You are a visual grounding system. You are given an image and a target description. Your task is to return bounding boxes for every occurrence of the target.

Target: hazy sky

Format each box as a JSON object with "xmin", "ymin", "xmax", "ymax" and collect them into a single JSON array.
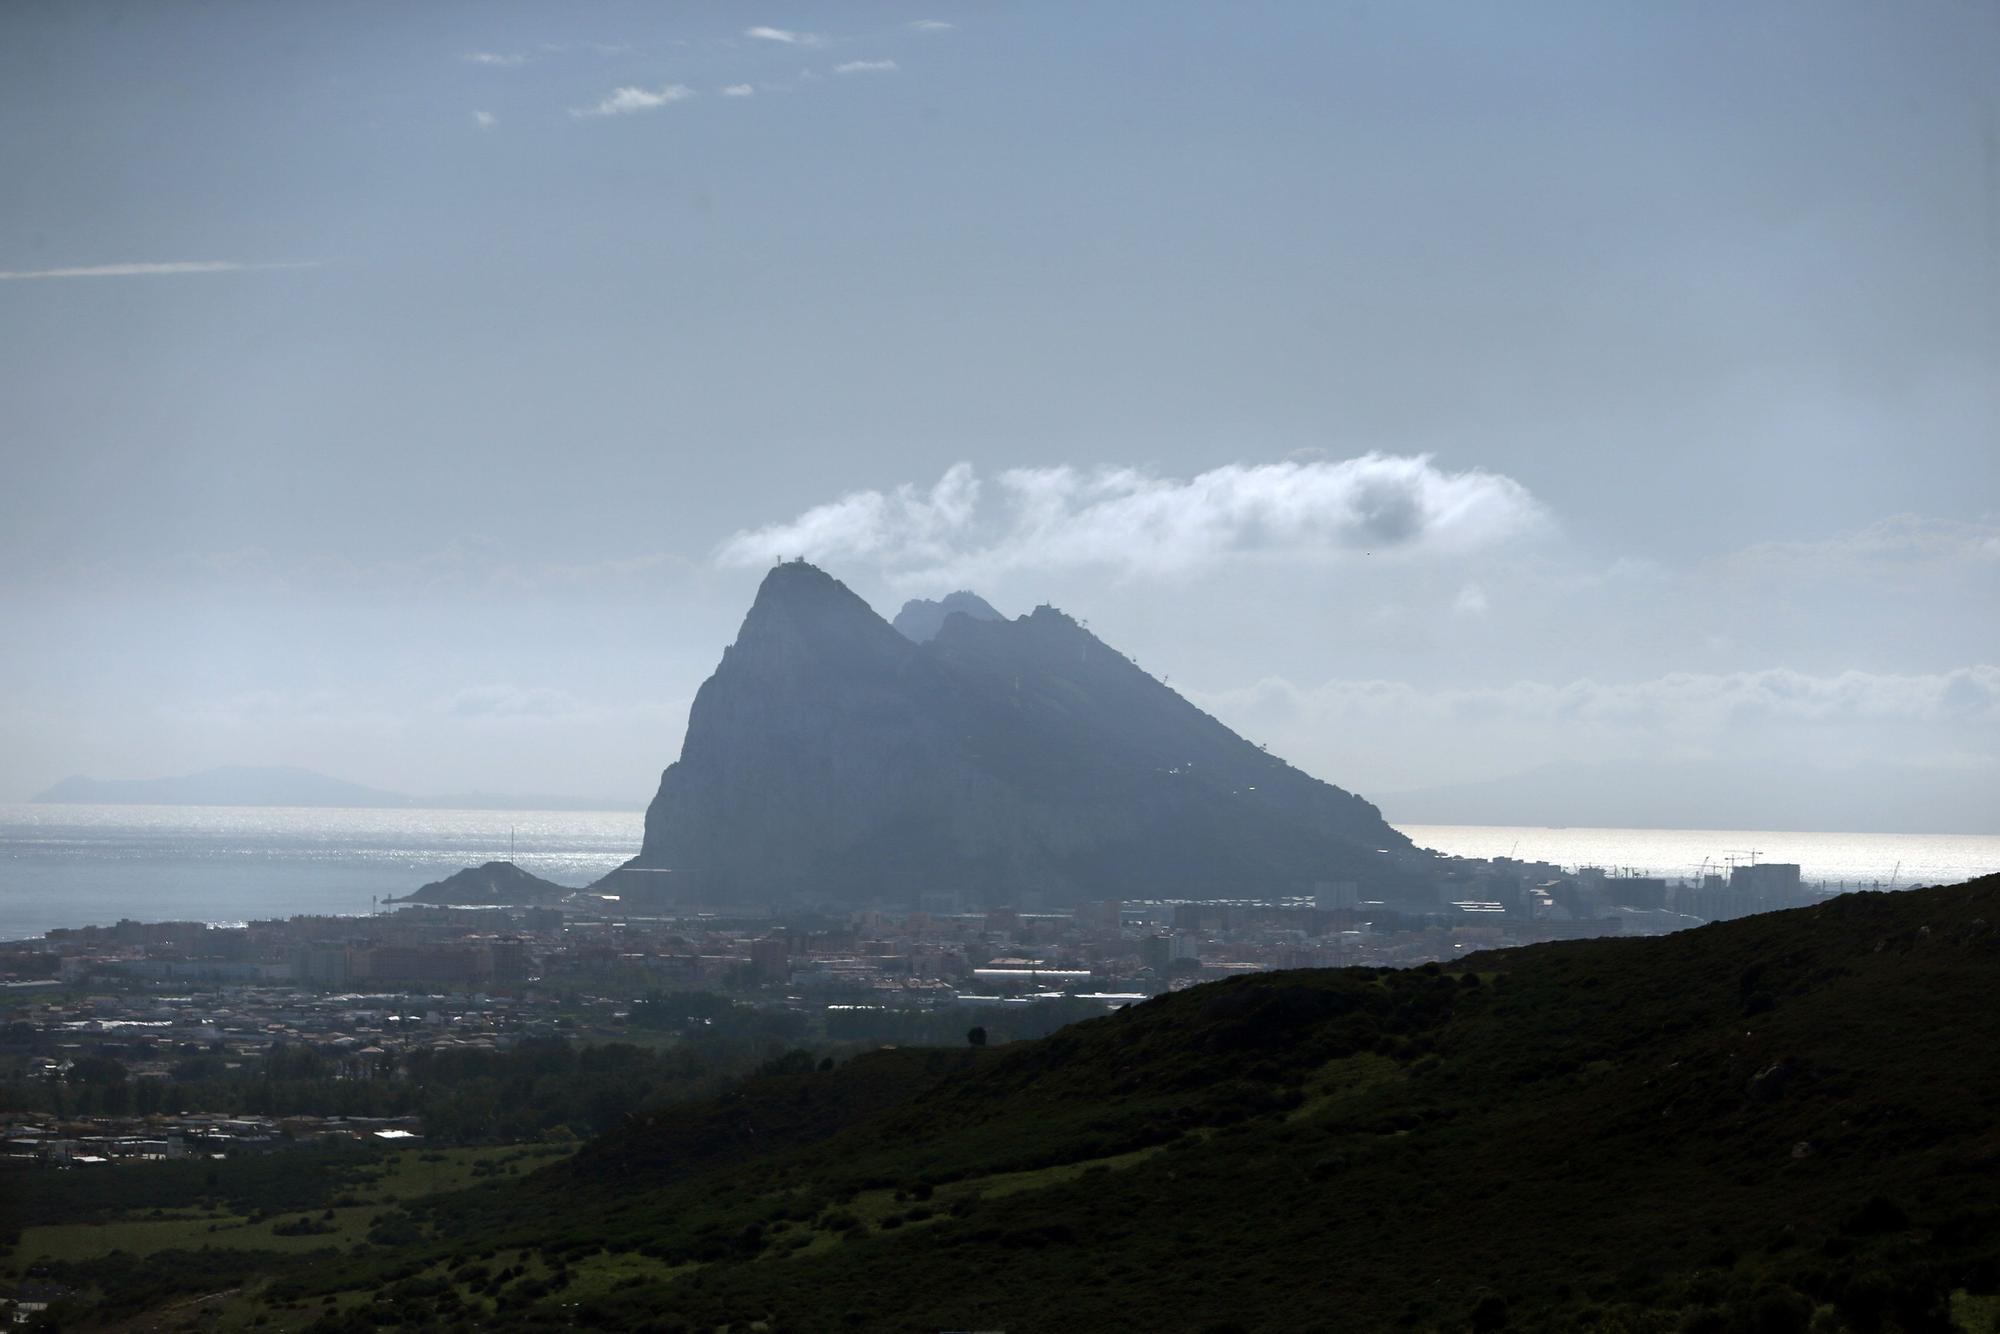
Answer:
[{"xmin": 2, "ymin": 1, "xmax": 1996, "ymax": 825}]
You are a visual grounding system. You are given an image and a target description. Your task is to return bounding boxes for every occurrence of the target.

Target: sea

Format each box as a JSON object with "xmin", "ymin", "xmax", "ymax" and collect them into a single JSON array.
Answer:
[
  {"xmin": 0, "ymin": 804, "xmax": 644, "ymax": 942},
  {"xmin": 1, "ymin": 804, "xmax": 1997, "ymax": 943}
]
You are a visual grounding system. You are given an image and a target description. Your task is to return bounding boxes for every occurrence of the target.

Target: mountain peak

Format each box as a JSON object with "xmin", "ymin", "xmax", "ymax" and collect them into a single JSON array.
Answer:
[
  {"xmin": 732, "ymin": 561, "xmax": 904, "ymax": 659},
  {"xmin": 619, "ymin": 563, "xmax": 1414, "ymax": 906},
  {"xmin": 747, "ymin": 558, "xmax": 851, "ymax": 610},
  {"xmin": 891, "ymin": 590, "xmax": 1005, "ymax": 643}
]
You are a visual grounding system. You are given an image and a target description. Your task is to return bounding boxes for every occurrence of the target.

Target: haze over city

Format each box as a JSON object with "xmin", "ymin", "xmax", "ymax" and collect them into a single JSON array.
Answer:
[{"xmin": 3, "ymin": 0, "xmax": 1996, "ymax": 827}]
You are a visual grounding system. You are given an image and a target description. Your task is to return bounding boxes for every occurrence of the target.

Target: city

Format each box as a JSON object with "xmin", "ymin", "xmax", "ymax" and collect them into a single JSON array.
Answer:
[{"xmin": 1, "ymin": 850, "xmax": 1828, "ymax": 1168}]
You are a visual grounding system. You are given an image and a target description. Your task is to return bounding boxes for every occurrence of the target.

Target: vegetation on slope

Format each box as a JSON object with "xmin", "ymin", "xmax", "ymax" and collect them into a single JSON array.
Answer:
[{"xmin": 14, "ymin": 877, "xmax": 2000, "ymax": 1331}]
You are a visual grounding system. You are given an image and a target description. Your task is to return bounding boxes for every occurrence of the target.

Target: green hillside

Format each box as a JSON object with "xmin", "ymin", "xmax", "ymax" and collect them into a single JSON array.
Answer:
[{"xmin": 21, "ymin": 877, "xmax": 2000, "ymax": 1332}]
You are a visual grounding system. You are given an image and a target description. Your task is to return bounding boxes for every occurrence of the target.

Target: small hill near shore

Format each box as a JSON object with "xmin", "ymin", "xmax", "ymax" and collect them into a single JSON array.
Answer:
[
  {"xmin": 389, "ymin": 861, "xmax": 570, "ymax": 906},
  {"xmin": 276, "ymin": 874, "xmax": 2000, "ymax": 1331}
]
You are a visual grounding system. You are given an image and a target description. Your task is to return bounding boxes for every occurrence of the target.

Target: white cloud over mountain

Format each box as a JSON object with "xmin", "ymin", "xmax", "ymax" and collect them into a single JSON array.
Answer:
[{"xmin": 717, "ymin": 455, "xmax": 1546, "ymax": 581}]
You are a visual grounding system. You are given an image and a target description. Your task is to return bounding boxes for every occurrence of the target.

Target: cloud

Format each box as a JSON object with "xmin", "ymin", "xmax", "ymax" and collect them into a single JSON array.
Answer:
[
  {"xmin": 723, "ymin": 463, "xmax": 981, "ymax": 572},
  {"xmin": 573, "ymin": 84, "xmax": 696, "ymax": 117},
  {"xmin": 1721, "ymin": 515, "xmax": 2000, "ymax": 574},
  {"xmin": 463, "ymin": 51, "xmax": 529, "ymax": 67},
  {"xmin": 1201, "ymin": 665, "xmax": 2000, "ymax": 733},
  {"xmin": 834, "ymin": 59, "xmax": 899, "ymax": 74},
  {"xmin": 720, "ymin": 83, "xmax": 756, "ymax": 97},
  {"xmin": 1186, "ymin": 663, "xmax": 2000, "ymax": 794},
  {"xmin": 0, "ymin": 260, "xmax": 323, "ymax": 282},
  {"xmin": 472, "ymin": 110, "xmax": 496, "ymax": 129},
  {"xmin": 156, "ymin": 689, "xmax": 407, "ymax": 744},
  {"xmin": 716, "ymin": 455, "xmax": 1547, "ymax": 582},
  {"xmin": 1452, "ymin": 583, "xmax": 1490, "ymax": 617},
  {"xmin": 744, "ymin": 25, "xmax": 822, "ymax": 46},
  {"xmin": 445, "ymin": 685, "xmax": 583, "ymax": 720},
  {"xmin": 910, "ymin": 19, "xmax": 955, "ymax": 31}
]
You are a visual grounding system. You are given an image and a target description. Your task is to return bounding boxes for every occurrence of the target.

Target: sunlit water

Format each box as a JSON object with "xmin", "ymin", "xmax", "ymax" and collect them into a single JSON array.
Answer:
[
  {"xmin": 0, "ymin": 804, "xmax": 644, "ymax": 940},
  {"xmin": 3, "ymin": 805, "xmax": 1995, "ymax": 941},
  {"xmin": 1397, "ymin": 823, "xmax": 2000, "ymax": 889}
]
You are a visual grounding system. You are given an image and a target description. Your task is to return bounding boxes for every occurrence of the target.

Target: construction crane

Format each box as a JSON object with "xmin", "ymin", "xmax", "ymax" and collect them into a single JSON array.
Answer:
[{"xmin": 1887, "ymin": 860, "xmax": 1902, "ymax": 892}]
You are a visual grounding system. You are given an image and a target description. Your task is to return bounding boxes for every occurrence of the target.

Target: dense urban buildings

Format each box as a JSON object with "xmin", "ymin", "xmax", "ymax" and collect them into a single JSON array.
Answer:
[{"xmin": 1, "ymin": 850, "xmax": 1834, "ymax": 1164}]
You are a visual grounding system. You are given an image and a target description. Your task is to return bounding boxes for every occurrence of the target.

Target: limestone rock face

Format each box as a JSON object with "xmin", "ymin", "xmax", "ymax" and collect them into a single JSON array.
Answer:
[
  {"xmin": 620, "ymin": 561, "xmax": 1414, "ymax": 905},
  {"xmin": 891, "ymin": 590, "xmax": 1004, "ymax": 643}
]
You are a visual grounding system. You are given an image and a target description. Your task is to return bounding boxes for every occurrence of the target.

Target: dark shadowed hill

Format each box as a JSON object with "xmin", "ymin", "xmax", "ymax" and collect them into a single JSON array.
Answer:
[
  {"xmin": 388, "ymin": 860, "xmax": 570, "ymax": 906},
  {"xmin": 608, "ymin": 561, "xmax": 1413, "ymax": 905},
  {"xmin": 262, "ymin": 875, "xmax": 2000, "ymax": 1332}
]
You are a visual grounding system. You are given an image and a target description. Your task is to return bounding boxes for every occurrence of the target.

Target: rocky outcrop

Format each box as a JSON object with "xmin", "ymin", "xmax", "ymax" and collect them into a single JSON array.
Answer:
[
  {"xmin": 613, "ymin": 561, "xmax": 1417, "ymax": 906},
  {"xmin": 393, "ymin": 861, "xmax": 570, "ymax": 906},
  {"xmin": 890, "ymin": 590, "xmax": 1004, "ymax": 643}
]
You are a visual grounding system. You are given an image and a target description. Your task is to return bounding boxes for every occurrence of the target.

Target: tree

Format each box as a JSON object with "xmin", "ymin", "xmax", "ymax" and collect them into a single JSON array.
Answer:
[
  {"xmin": 966, "ymin": 1026, "xmax": 988, "ymax": 1048},
  {"xmin": 69, "ymin": 1054, "xmax": 127, "ymax": 1086}
]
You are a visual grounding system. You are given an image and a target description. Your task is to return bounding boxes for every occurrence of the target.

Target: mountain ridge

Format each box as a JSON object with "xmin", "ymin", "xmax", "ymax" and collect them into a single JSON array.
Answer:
[{"xmin": 616, "ymin": 562, "xmax": 1416, "ymax": 906}]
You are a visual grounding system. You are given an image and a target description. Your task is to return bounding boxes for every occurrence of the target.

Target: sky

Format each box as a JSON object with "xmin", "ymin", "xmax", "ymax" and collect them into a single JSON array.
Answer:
[{"xmin": 1, "ymin": 1, "xmax": 1996, "ymax": 829}]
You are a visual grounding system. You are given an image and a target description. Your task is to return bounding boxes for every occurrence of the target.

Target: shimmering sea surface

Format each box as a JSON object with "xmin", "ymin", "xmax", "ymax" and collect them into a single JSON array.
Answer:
[
  {"xmin": 3, "ymin": 805, "xmax": 1996, "ymax": 942},
  {"xmin": 1396, "ymin": 823, "xmax": 2000, "ymax": 889},
  {"xmin": 0, "ymin": 804, "xmax": 644, "ymax": 941}
]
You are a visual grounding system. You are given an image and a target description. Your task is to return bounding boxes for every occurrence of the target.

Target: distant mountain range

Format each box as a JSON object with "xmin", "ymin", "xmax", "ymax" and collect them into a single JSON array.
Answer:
[
  {"xmin": 30, "ymin": 765, "xmax": 639, "ymax": 812},
  {"xmin": 607, "ymin": 561, "xmax": 1419, "ymax": 906},
  {"xmin": 1378, "ymin": 758, "xmax": 1999, "ymax": 835}
]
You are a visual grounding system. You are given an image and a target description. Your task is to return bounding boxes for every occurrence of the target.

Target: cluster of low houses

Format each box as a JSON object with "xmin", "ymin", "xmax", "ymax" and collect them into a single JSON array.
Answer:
[{"xmin": 1, "ymin": 1112, "xmax": 423, "ymax": 1166}]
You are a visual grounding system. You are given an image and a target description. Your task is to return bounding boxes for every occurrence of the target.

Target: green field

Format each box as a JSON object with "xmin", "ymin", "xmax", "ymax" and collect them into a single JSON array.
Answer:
[{"xmin": 1, "ymin": 1142, "xmax": 575, "ymax": 1329}]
